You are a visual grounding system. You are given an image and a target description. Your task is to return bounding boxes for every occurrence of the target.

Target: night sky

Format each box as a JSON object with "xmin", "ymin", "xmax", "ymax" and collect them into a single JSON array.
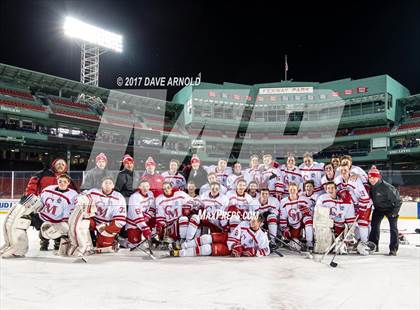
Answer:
[{"xmin": 0, "ymin": 0, "xmax": 419, "ymax": 99}]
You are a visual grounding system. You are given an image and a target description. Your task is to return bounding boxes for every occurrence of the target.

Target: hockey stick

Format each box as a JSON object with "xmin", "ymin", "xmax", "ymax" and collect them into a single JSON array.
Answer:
[
  {"xmin": 260, "ymin": 228, "xmax": 284, "ymax": 257},
  {"xmin": 262, "ymin": 228, "xmax": 312, "ymax": 259},
  {"xmin": 328, "ymin": 217, "xmax": 360, "ymax": 268},
  {"xmin": 320, "ymin": 214, "xmax": 359, "ymax": 263}
]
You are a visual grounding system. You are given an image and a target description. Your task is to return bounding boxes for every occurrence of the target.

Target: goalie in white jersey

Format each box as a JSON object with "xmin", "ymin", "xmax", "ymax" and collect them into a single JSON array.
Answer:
[
  {"xmin": 171, "ymin": 213, "xmax": 270, "ymax": 257},
  {"xmin": 85, "ymin": 177, "xmax": 127, "ymax": 250},
  {"xmin": 126, "ymin": 180, "xmax": 155, "ymax": 246}
]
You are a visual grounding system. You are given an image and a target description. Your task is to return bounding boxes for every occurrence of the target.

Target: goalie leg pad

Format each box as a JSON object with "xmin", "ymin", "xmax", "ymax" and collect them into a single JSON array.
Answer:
[
  {"xmin": 67, "ymin": 206, "xmax": 94, "ymax": 256},
  {"xmin": 41, "ymin": 222, "xmax": 69, "ymax": 240},
  {"xmin": 1, "ymin": 201, "xmax": 35, "ymax": 258}
]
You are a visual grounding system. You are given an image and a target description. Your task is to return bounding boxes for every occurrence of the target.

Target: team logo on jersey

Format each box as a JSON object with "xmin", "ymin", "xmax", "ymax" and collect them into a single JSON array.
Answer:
[
  {"xmin": 311, "ymin": 173, "xmax": 316, "ymax": 179},
  {"xmin": 57, "ymin": 198, "xmax": 62, "ymax": 203},
  {"xmin": 288, "ymin": 208, "xmax": 302, "ymax": 222}
]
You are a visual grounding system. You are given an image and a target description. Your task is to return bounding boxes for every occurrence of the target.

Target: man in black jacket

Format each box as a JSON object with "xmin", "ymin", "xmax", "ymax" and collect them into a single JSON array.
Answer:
[
  {"xmin": 114, "ymin": 154, "xmax": 140, "ymax": 200},
  {"xmin": 80, "ymin": 153, "xmax": 111, "ymax": 191},
  {"xmin": 368, "ymin": 166, "xmax": 402, "ymax": 256}
]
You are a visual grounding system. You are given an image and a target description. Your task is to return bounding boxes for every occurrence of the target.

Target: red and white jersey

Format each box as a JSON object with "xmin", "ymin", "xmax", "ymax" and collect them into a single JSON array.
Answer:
[
  {"xmin": 247, "ymin": 191, "xmax": 260, "ymax": 201},
  {"xmin": 268, "ymin": 176, "xmax": 283, "ymax": 198},
  {"xmin": 199, "ymin": 183, "xmax": 228, "ymax": 196},
  {"xmin": 279, "ymin": 196, "xmax": 312, "ymax": 230},
  {"xmin": 155, "ymin": 191, "xmax": 192, "ymax": 226},
  {"xmin": 226, "ymin": 172, "xmax": 251, "ymax": 190},
  {"xmin": 203, "ymin": 165, "xmax": 232, "ymax": 187},
  {"xmin": 298, "ymin": 162, "xmax": 324, "ymax": 193},
  {"xmin": 127, "ymin": 191, "xmax": 155, "ymax": 229},
  {"xmin": 200, "ymin": 192, "xmax": 229, "ymax": 221},
  {"xmin": 245, "ymin": 167, "xmax": 262, "ymax": 185},
  {"xmin": 161, "ymin": 171, "xmax": 186, "ymax": 191},
  {"xmin": 257, "ymin": 196, "xmax": 280, "ymax": 216},
  {"xmin": 315, "ymin": 193, "xmax": 356, "ymax": 227},
  {"xmin": 334, "ymin": 175, "xmax": 372, "ymax": 209},
  {"xmin": 299, "ymin": 192, "xmax": 319, "ymax": 212},
  {"xmin": 227, "ymin": 221, "xmax": 270, "ymax": 257},
  {"xmin": 336, "ymin": 165, "xmax": 368, "ymax": 184},
  {"xmin": 280, "ymin": 165, "xmax": 304, "ymax": 195},
  {"xmin": 186, "ymin": 192, "xmax": 203, "ymax": 212},
  {"xmin": 39, "ymin": 185, "xmax": 78, "ymax": 223},
  {"xmin": 226, "ymin": 190, "xmax": 258, "ymax": 212},
  {"xmin": 86, "ymin": 188, "xmax": 127, "ymax": 228},
  {"xmin": 258, "ymin": 164, "xmax": 280, "ymax": 187}
]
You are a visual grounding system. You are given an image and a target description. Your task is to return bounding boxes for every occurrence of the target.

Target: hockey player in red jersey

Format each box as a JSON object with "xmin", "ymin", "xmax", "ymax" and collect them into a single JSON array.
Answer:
[
  {"xmin": 259, "ymin": 154, "xmax": 280, "ymax": 187},
  {"xmin": 171, "ymin": 213, "xmax": 270, "ymax": 257},
  {"xmin": 85, "ymin": 177, "xmax": 127, "ymax": 251},
  {"xmin": 141, "ymin": 156, "xmax": 165, "ymax": 197},
  {"xmin": 245, "ymin": 154, "xmax": 262, "ymax": 185},
  {"xmin": 299, "ymin": 180, "xmax": 319, "ymax": 213},
  {"xmin": 321, "ymin": 162, "xmax": 336, "ymax": 192},
  {"xmin": 279, "ymin": 182, "xmax": 314, "ymax": 250}
]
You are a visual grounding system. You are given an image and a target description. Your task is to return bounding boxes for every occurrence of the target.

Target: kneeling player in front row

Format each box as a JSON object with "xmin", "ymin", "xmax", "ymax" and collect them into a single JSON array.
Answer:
[{"xmin": 171, "ymin": 213, "xmax": 270, "ymax": 257}]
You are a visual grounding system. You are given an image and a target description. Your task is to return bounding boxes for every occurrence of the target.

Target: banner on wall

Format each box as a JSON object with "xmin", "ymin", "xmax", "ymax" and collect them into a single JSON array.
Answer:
[{"xmin": 0, "ymin": 199, "xmax": 19, "ymax": 213}]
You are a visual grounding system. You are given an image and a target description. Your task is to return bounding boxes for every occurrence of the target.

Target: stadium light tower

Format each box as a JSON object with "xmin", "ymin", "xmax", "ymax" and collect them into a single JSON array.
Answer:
[{"xmin": 64, "ymin": 17, "xmax": 123, "ymax": 99}]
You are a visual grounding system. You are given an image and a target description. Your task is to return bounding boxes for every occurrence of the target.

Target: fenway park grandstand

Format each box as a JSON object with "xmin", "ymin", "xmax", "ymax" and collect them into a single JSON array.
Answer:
[{"xmin": 0, "ymin": 62, "xmax": 419, "ymax": 201}]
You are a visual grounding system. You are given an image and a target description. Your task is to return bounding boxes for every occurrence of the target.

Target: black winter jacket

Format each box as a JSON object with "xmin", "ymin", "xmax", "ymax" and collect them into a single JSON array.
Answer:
[{"xmin": 370, "ymin": 179, "xmax": 402, "ymax": 215}]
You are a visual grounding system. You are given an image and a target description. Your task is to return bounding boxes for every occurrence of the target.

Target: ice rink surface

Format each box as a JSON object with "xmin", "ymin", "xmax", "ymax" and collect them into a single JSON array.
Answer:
[{"xmin": 1, "ymin": 216, "xmax": 419, "ymax": 310}]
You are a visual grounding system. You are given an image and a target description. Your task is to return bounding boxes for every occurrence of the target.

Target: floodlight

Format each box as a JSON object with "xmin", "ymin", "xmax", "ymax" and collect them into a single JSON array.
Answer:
[{"xmin": 64, "ymin": 17, "xmax": 123, "ymax": 52}]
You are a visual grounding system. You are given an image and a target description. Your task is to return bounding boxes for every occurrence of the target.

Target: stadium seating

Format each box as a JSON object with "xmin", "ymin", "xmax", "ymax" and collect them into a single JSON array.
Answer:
[
  {"xmin": 51, "ymin": 107, "xmax": 101, "ymax": 121},
  {"xmin": 0, "ymin": 98, "xmax": 46, "ymax": 112},
  {"xmin": 50, "ymin": 96, "xmax": 90, "ymax": 110},
  {"xmin": 398, "ymin": 122, "xmax": 420, "ymax": 130},
  {"xmin": 353, "ymin": 126, "xmax": 390, "ymax": 135},
  {"xmin": 0, "ymin": 87, "xmax": 34, "ymax": 101}
]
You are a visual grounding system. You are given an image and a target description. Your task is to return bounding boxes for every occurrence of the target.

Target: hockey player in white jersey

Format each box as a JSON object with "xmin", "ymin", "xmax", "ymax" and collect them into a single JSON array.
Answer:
[
  {"xmin": 161, "ymin": 159, "xmax": 186, "ymax": 191},
  {"xmin": 125, "ymin": 180, "xmax": 155, "ymax": 246},
  {"xmin": 184, "ymin": 182, "xmax": 228, "ymax": 241},
  {"xmin": 171, "ymin": 213, "xmax": 270, "ymax": 257},
  {"xmin": 299, "ymin": 153, "xmax": 324, "ymax": 193},
  {"xmin": 36, "ymin": 174, "xmax": 78, "ymax": 250},
  {"xmin": 257, "ymin": 188, "xmax": 280, "ymax": 247},
  {"xmin": 321, "ymin": 162, "xmax": 336, "ymax": 193},
  {"xmin": 222, "ymin": 180, "xmax": 258, "ymax": 231},
  {"xmin": 247, "ymin": 181, "xmax": 260, "ymax": 200},
  {"xmin": 259, "ymin": 154, "xmax": 280, "ymax": 187},
  {"xmin": 280, "ymin": 154, "xmax": 304, "ymax": 196},
  {"xmin": 245, "ymin": 154, "xmax": 262, "ymax": 185},
  {"xmin": 279, "ymin": 182, "xmax": 314, "ymax": 250},
  {"xmin": 299, "ymin": 180, "xmax": 319, "ymax": 213},
  {"xmin": 155, "ymin": 182, "xmax": 193, "ymax": 242},
  {"xmin": 85, "ymin": 177, "xmax": 127, "ymax": 250},
  {"xmin": 226, "ymin": 161, "xmax": 251, "ymax": 190},
  {"xmin": 199, "ymin": 172, "xmax": 228, "ymax": 196},
  {"xmin": 204, "ymin": 159, "xmax": 232, "ymax": 187},
  {"xmin": 335, "ymin": 164, "xmax": 372, "ymax": 251},
  {"xmin": 338, "ymin": 155, "xmax": 369, "ymax": 185}
]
